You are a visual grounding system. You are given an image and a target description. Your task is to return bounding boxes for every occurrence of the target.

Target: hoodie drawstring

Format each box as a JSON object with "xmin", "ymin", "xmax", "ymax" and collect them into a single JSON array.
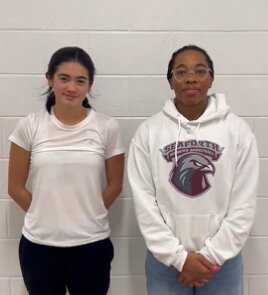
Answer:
[
  {"xmin": 175, "ymin": 114, "xmax": 181, "ymax": 167},
  {"xmin": 175, "ymin": 115, "xmax": 201, "ymax": 166},
  {"xmin": 195, "ymin": 123, "xmax": 201, "ymax": 146}
]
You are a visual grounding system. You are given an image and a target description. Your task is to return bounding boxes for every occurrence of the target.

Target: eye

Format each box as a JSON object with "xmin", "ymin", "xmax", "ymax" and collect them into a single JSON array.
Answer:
[
  {"xmin": 59, "ymin": 76, "xmax": 69, "ymax": 82},
  {"xmin": 174, "ymin": 69, "xmax": 187, "ymax": 77},
  {"xmin": 193, "ymin": 161, "xmax": 203, "ymax": 167},
  {"xmin": 76, "ymin": 80, "xmax": 84, "ymax": 84},
  {"xmin": 195, "ymin": 68, "xmax": 207, "ymax": 76}
]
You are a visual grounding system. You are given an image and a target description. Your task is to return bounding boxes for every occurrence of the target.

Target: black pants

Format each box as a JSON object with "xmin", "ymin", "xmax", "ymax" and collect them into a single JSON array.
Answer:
[{"xmin": 19, "ymin": 235, "xmax": 114, "ymax": 295}]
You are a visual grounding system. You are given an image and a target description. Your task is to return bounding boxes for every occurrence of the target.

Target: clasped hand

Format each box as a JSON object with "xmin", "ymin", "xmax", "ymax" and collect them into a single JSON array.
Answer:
[{"xmin": 178, "ymin": 252, "xmax": 218, "ymax": 288}]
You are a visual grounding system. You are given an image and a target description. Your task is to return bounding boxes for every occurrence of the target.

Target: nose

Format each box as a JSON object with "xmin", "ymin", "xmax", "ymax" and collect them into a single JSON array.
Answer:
[
  {"xmin": 66, "ymin": 80, "xmax": 76, "ymax": 91},
  {"xmin": 185, "ymin": 72, "xmax": 197, "ymax": 83}
]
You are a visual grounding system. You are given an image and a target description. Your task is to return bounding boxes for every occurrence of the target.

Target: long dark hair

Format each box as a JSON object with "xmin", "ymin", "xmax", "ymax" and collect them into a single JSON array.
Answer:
[{"xmin": 45, "ymin": 46, "xmax": 96, "ymax": 113}]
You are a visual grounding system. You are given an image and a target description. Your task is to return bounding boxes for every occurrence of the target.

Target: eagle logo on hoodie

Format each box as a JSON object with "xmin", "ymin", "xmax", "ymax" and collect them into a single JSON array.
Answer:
[
  {"xmin": 161, "ymin": 140, "xmax": 223, "ymax": 197},
  {"xmin": 170, "ymin": 153, "xmax": 215, "ymax": 196}
]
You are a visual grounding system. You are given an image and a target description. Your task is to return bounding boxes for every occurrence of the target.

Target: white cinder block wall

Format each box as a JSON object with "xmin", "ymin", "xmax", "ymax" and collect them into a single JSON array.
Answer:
[{"xmin": 0, "ymin": 1, "xmax": 267, "ymax": 294}]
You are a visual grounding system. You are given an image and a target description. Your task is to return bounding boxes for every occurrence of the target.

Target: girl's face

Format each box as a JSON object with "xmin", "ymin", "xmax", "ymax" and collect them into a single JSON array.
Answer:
[
  {"xmin": 48, "ymin": 61, "xmax": 91, "ymax": 109},
  {"xmin": 169, "ymin": 50, "xmax": 213, "ymax": 109}
]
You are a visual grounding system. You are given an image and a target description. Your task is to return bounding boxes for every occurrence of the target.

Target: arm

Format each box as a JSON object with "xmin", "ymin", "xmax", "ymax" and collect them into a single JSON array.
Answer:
[
  {"xmin": 199, "ymin": 134, "xmax": 259, "ymax": 265},
  {"xmin": 102, "ymin": 153, "xmax": 124, "ymax": 209},
  {"xmin": 8, "ymin": 142, "xmax": 32, "ymax": 212},
  {"xmin": 128, "ymin": 135, "xmax": 190, "ymax": 271}
]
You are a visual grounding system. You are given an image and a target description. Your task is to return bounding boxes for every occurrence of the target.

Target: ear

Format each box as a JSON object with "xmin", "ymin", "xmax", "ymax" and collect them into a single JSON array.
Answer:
[
  {"xmin": 208, "ymin": 77, "xmax": 213, "ymax": 89},
  {"xmin": 169, "ymin": 79, "xmax": 174, "ymax": 90},
  {"xmin": 47, "ymin": 75, "xmax": 53, "ymax": 88}
]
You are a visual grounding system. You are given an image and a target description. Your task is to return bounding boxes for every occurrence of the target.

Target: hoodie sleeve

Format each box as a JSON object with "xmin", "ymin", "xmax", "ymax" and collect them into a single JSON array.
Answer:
[
  {"xmin": 199, "ymin": 123, "xmax": 259, "ymax": 265},
  {"xmin": 127, "ymin": 122, "xmax": 188, "ymax": 271}
]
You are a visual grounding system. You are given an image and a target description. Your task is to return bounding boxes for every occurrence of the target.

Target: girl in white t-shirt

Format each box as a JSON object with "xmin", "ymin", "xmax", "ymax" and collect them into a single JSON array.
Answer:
[{"xmin": 8, "ymin": 46, "xmax": 125, "ymax": 295}]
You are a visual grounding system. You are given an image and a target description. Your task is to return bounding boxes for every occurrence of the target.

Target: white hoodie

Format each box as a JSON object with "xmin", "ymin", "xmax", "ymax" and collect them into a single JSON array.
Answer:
[{"xmin": 127, "ymin": 94, "xmax": 258, "ymax": 271}]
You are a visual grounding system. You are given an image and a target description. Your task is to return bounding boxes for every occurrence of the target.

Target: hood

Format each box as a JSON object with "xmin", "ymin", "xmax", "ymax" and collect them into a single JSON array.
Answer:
[
  {"xmin": 162, "ymin": 94, "xmax": 230, "ymax": 166},
  {"xmin": 162, "ymin": 93, "xmax": 230, "ymax": 125}
]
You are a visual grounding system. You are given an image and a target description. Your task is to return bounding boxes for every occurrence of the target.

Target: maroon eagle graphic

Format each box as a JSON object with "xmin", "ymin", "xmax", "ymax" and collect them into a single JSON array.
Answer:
[{"xmin": 170, "ymin": 154, "xmax": 215, "ymax": 197}]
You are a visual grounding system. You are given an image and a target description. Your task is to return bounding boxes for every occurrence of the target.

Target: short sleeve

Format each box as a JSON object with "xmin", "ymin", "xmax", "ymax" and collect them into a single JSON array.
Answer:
[
  {"xmin": 8, "ymin": 114, "xmax": 35, "ymax": 151},
  {"xmin": 105, "ymin": 118, "xmax": 125, "ymax": 159}
]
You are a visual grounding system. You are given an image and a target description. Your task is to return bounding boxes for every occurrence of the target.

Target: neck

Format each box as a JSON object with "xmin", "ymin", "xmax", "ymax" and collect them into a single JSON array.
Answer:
[
  {"xmin": 53, "ymin": 104, "xmax": 88, "ymax": 125},
  {"xmin": 175, "ymin": 100, "xmax": 208, "ymax": 121}
]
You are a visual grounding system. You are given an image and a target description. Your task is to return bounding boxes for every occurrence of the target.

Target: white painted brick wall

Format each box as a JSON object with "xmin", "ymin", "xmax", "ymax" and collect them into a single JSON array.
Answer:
[{"xmin": 0, "ymin": 1, "xmax": 267, "ymax": 294}]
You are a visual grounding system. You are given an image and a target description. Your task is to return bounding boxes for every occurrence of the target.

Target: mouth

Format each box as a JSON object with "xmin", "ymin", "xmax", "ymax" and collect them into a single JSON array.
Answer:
[
  {"xmin": 183, "ymin": 89, "xmax": 199, "ymax": 96},
  {"xmin": 64, "ymin": 94, "xmax": 77, "ymax": 100}
]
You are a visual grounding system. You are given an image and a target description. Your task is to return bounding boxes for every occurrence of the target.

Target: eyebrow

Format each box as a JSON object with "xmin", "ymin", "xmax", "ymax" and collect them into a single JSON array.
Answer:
[
  {"xmin": 174, "ymin": 63, "xmax": 208, "ymax": 69},
  {"xmin": 57, "ymin": 73, "xmax": 88, "ymax": 80}
]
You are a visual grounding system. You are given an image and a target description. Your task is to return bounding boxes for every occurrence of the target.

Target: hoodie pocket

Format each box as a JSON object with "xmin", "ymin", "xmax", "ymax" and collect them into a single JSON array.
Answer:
[{"xmin": 165, "ymin": 212, "xmax": 220, "ymax": 251}]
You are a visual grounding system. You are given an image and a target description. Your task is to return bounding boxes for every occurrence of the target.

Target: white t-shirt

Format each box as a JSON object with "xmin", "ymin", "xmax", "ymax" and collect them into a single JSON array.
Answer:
[{"xmin": 9, "ymin": 108, "xmax": 125, "ymax": 247}]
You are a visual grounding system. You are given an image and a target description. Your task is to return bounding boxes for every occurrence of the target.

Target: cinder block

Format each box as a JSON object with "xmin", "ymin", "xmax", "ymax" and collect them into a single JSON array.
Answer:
[
  {"xmin": 0, "ymin": 76, "xmax": 43, "ymax": 116},
  {"xmin": 93, "ymin": 77, "xmax": 172, "ymax": 117},
  {"xmin": 0, "ymin": 201, "xmax": 7, "ymax": 237},
  {"xmin": 243, "ymin": 276, "xmax": 249, "ymax": 295},
  {"xmin": 248, "ymin": 276, "xmax": 268, "ymax": 295},
  {"xmin": 129, "ymin": 1, "xmax": 268, "ymax": 31},
  {"xmin": 10, "ymin": 278, "xmax": 27, "ymax": 295},
  {"xmin": 7, "ymin": 200, "xmax": 24, "ymax": 238},
  {"xmin": 243, "ymin": 238, "xmax": 268, "ymax": 274},
  {"xmin": 0, "ymin": 0, "xmax": 130, "ymax": 30},
  {"xmin": 0, "ymin": 240, "xmax": 21, "ymax": 276},
  {"xmin": 254, "ymin": 119, "xmax": 268, "ymax": 158},
  {"xmin": 109, "ymin": 275, "xmax": 146, "ymax": 295},
  {"xmin": 259, "ymin": 159, "xmax": 268, "ymax": 197},
  {"xmin": 251, "ymin": 198, "xmax": 268, "ymax": 236},
  {"xmin": 0, "ymin": 119, "xmax": 2, "ymax": 157},
  {"xmin": 0, "ymin": 160, "xmax": 8, "ymax": 199},
  {"xmin": 117, "ymin": 119, "xmax": 145, "ymax": 153},
  {"xmin": 0, "ymin": 1, "xmax": 267, "ymax": 31},
  {"xmin": 2, "ymin": 118, "xmax": 20, "ymax": 159},
  {"xmin": 111, "ymin": 237, "xmax": 146, "ymax": 275},
  {"xmin": 213, "ymin": 76, "xmax": 268, "ymax": 117},
  {"xmin": 119, "ymin": 163, "xmax": 132, "ymax": 199},
  {"xmin": 0, "ymin": 278, "xmax": 10, "ymax": 295},
  {"xmin": 109, "ymin": 198, "xmax": 140, "ymax": 237}
]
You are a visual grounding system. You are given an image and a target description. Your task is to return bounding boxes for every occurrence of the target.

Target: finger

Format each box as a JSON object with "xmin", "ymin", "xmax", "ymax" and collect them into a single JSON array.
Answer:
[
  {"xmin": 212, "ymin": 265, "xmax": 221, "ymax": 271},
  {"xmin": 193, "ymin": 281, "xmax": 205, "ymax": 288},
  {"xmin": 179, "ymin": 279, "xmax": 189, "ymax": 287},
  {"xmin": 197, "ymin": 254, "xmax": 216, "ymax": 270},
  {"xmin": 178, "ymin": 274, "xmax": 187, "ymax": 284},
  {"xmin": 192, "ymin": 278, "xmax": 209, "ymax": 288},
  {"xmin": 196, "ymin": 272, "xmax": 213, "ymax": 280}
]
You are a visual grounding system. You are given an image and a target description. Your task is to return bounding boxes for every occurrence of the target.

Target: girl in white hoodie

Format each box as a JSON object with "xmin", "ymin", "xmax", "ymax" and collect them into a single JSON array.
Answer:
[{"xmin": 128, "ymin": 45, "xmax": 258, "ymax": 295}]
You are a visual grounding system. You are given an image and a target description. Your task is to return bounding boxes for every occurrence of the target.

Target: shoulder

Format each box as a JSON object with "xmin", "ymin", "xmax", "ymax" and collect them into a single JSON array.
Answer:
[
  {"xmin": 134, "ymin": 111, "xmax": 162, "ymax": 135},
  {"xmin": 93, "ymin": 111, "xmax": 117, "ymax": 124},
  {"xmin": 16, "ymin": 108, "xmax": 50, "ymax": 139},
  {"xmin": 22, "ymin": 108, "xmax": 49, "ymax": 124},
  {"xmin": 93, "ymin": 111, "xmax": 121, "ymax": 134},
  {"xmin": 131, "ymin": 111, "xmax": 163, "ymax": 148},
  {"xmin": 226, "ymin": 112, "xmax": 255, "ymax": 143}
]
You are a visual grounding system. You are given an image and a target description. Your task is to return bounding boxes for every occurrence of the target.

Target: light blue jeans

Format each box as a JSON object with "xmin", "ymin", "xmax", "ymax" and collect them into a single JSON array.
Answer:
[{"xmin": 145, "ymin": 251, "xmax": 243, "ymax": 295}]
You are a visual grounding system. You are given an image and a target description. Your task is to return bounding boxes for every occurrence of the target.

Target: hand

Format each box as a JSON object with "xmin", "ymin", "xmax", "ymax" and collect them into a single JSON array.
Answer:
[
  {"xmin": 178, "ymin": 252, "xmax": 215, "ymax": 287},
  {"xmin": 179, "ymin": 273, "xmax": 208, "ymax": 288}
]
